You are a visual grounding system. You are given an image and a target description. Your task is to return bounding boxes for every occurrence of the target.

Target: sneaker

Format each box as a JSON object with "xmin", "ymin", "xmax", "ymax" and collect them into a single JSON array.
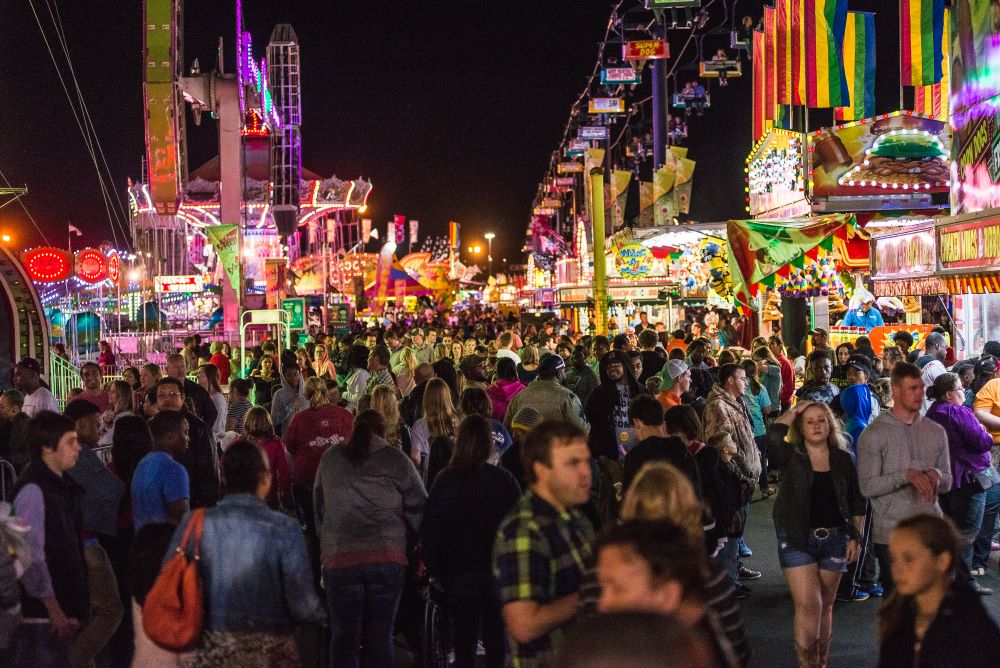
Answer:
[
  {"xmin": 972, "ymin": 582, "xmax": 993, "ymax": 596},
  {"xmin": 972, "ymin": 567, "xmax": 986, "ymax": 577},
  {"xmin": 738, "ymin": 565, "xmax": 762, "ymax": 580},
  {"xmin": 991, "ymin": 541, "xmax": 1000, "ymax": 553},
  {"xmin": 836, "ymin": 588, "xmax": 871, "ymax": 602},
  {"xmin": 733, "ymin": 583, "xmax": 751, "ymax": 599},
  {"xmin": 739, "ymin": 544, "xmax": 753, "ymax": 558},
  {"xmin": 869, "ymin": 584, "xmax": 885, "ymax": 597}
]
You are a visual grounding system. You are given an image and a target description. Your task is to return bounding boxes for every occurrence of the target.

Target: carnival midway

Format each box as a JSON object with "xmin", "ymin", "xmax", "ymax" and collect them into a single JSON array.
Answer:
[{"xmin": 3, "ymin": 1, "xmax": 1000, "ymax": 667}]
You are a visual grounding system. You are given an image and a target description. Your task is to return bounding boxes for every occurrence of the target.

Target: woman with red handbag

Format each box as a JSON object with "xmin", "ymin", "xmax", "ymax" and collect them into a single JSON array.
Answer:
[{"xmin": 155, "ymin": 440, "xmax": 323, "ymax": 664}]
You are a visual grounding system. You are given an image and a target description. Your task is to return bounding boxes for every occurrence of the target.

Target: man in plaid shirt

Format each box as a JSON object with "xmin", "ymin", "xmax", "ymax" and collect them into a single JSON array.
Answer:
[{"xmin": 493, "ymin": 421, "xmax": 594, "ymax": 667}]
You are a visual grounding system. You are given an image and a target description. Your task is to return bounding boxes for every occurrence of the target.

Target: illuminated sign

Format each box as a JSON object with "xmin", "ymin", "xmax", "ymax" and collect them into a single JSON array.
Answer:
[
  {"xmin": 579, "ymin": 126, "xmax": 609, "ymax": 140},
  {"xmin": 809, "ymin": 112, "xmax": 951, "ymax": 201},
  {"xmin": 601, "ymin": 67, "xmax": 641, "ymax": 85},
  {"xmin": 615, "ymin": 243, "xmax": 655, "ymax": 279},
  {"xmin": 937, "ymin": 215, "xmax": 1000, "ymax": 272},
  {"xmin": 154, "ymin": 274, "xmax": 205, "ymax": 293},
  {"xmin": 555, "ymin": 177, "xmax": 576, "ymax": 186},
  {"xmin": 106, "ymin": 251, "xmax": 121, "ymax": 284},
  {"xmin": 588, "ymin": 98, "xmax": 625, "ymax": 114},
  {"xmin": 21, "ymin": 247, "xmax": 72, "ymax": 282},
  {"xmin": 75, "ymin": 248, "xmax": 108, "ymax": 283},
  {"xmin": 746, "ymin": 129, "xmax": 806, "ymax": 216},
  {"xmin": 558, "ymin": 162, "xmax": 583, "ymax": 174},
  {"xmin": 542, "ymin": 198, "xmax": 562, "ymax": 208},
  {"xmin": 951, "ymin": 0, "xmax": 1000, "ymax": 214},
  {"xmin": 625, "ymin": 40, "xmax": 669, "ymax": 61},
  {"xmin": 871, "ymin": 228, "xmax": 936, "ymax": 280}
]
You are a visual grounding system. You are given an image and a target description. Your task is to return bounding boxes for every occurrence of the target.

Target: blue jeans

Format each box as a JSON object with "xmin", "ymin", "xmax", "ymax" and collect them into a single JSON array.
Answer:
[
  {"xmin": 755, "ymin": 435, "xmax": 769, "ymax": 491},
  {"xmin": 718, "ymin": 537, "xmax": 740, "ymax": 584},
  {"xmin": 941, "ymin": 482, "xmax": 987, "ymax": 582},
  {"xmin": 324, "ymin": 563, "xmax": 406, "ymax": 668},
  {"xmin": 442, "ymin": 573, "xmax": 506, "ymax": 668},
  {"xmin": 973, "ymin": 481, "xmax": 1000, "ymax": 570}
]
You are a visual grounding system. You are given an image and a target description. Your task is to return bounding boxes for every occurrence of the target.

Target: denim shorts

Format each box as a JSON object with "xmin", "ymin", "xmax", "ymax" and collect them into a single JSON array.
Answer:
[{"xmin": 776, "ymin": 526, "xmax": 849, "ymax": 573}]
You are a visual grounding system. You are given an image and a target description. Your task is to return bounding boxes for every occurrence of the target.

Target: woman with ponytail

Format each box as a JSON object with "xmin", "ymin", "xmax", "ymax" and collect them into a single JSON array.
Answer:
[{"xmin": 313, "ymin": 409, "xmax": 428, "ymax": 667}]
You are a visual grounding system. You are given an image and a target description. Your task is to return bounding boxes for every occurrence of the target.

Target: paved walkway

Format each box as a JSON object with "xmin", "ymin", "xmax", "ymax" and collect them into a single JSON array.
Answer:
[{"xmin": 739, "ymin": 493, "xmax": 1000, "ymax": 666}]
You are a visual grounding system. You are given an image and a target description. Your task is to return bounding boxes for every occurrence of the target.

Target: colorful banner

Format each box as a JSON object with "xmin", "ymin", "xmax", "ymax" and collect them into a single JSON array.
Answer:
[
  {"xmin": 726, "ymin": 214, "xmax": 855, "ymax": 304},
  {"xmin": 913, "ymin": 8, "xmax": 949, "ymax": 121},
  {"xmin": 803, "ymin": 0, "xmax": 849, "ymax": 108},
  {"xmin": 638, "ymin": 181, "xmax": 654, "ymax": 227},
  {"xmin": 204, "ymin": 224, "xmax": 241, "ymax": 293},
  {"xmin": 449, "ymin": 220, "xmax": 460, "ymax": 250},
  {"xmin": 776, "ymin": 0, "xmax": 791, "ymax": 104},
  {"xmin": 393, "ymin": 215, "xmax": 406, "ymax": 244},
  {"xmin": 900, "ymin": 0, "xmax": 945, "ymax": 87},
  {"xmin": 671, "ymin": 146, "xmax": 696, "ymax": 214},
  {"xmin": 653, "ymin": 164, "xmax": 677, "ymax": 227},
  {"xmin": 789, "ymin": 0, "xmax": 805, "ymax": 105},
  {"xmin": 764, "ymin": 6, "xmax": 777, "ymax": 121},
  {"xmin": 264, "ymin": 259, "xmax": 286, "ymax": 309},
  {"xmin": 373, "ymin": 243, "xmax": 394, "ymax": 314},
  {"xmin": 809, "ymin": 112, "xmax": 951, "ymax": 198},
  {"xmin": 834, "ymin": 11, "xmax": 876, "ymax": 121},
  {"xmin": 752, "ymin": 30, "xmax": 766, "ymax": 141},
  {"xmin": 610, "ymin": 170, "xmax": 632, "ymax": 230},
  {"xmin": 409, "ymin": 220, "xmax": 419, "ymax": 244}
]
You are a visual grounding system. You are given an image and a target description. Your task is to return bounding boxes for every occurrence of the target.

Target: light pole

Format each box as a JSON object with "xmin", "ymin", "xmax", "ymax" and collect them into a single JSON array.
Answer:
[{"xmin": 485, "ymin": 232, "xmax": 495, "ymax": 279}]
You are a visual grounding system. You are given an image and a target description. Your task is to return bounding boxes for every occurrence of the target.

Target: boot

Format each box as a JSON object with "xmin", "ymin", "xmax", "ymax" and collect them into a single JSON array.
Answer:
[
  {"xmin": 815, "ymin": 636, "xmax": 832, "ymax": 668},
  {"xmin": 795, "ymin": 641, "xmax": 814, "ymax": 668}
]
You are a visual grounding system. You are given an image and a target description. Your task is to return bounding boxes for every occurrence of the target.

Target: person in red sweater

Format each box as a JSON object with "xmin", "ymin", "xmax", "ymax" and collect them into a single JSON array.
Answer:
[
  {"xmin": 769, "ymin": 335, "xmax": 795, "ymax": 412},
  {"xmin": 209, "ymin": 341, "xmax": 231, "ymax": 386},
  {"xmin": 241, "ymin": 406, "xmax": 293, "ymax": 510},
  {"xmin": 283, "ymin": 377, "xmax": 354, "ymax": 570}
]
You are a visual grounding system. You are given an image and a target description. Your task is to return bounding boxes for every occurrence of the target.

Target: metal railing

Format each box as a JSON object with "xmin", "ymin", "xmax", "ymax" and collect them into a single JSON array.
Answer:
[{"xmin": 50, "ymin": 354, "xmax": 82, "ymax": 412}]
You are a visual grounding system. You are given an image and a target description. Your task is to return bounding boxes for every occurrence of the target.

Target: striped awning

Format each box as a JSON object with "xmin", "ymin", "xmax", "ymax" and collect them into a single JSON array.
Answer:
[
  {"xmin": 872, "ymin": 276, "xmax": 945, "ymax": 296},
  {"xmin": 945, "ymin": 274, "xmax": 1000, "ymax": 294}
]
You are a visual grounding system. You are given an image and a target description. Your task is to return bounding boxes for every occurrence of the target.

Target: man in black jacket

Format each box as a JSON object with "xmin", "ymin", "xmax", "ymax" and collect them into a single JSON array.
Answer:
[
  {"xmin": 622, "ymin": 394, "xmax": 702, "ymax": 496},
  {"xmin": 585, "ymin": 350, "xmax": 648, "ymax": 461},
  {"xmin": 155, "ymin": 377, "xmax": 220, "ymax": 508},
  {"xmin": 165, "ymin": 352, "xmax": 218, "ymax": 429}
]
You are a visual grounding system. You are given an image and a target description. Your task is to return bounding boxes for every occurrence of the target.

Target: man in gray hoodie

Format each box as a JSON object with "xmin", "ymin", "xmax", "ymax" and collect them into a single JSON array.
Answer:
[
  {"xmin": 271, "ymin": 353, "xmax": 307, "ymax": 436},
  {"xmin": 857, "ymin": 362, "xmax": 951, "ymax": 594}
]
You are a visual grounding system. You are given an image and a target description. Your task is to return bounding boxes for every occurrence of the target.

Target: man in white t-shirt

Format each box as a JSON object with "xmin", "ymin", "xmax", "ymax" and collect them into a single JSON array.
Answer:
[
  {"xmin": 13, "ymin": 357, "xmax": 60, "ymax": 416},
  {"xmin": 495, "ymin": 332, "xmax": 521, "ymax": 364},
  {"xmin": 920, "ymin": 332, "xmax": 948, "ymax": 413}
]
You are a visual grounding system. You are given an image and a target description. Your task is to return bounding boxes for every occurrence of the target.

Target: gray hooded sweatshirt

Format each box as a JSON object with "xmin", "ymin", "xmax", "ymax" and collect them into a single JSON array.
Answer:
[
  {"xmin": 270, "ymin": 373, "xmax": 307, "ymax": 435},
  {"xmin": 857, "ymin": 409, "xmax": 952, "ymax": 544}
]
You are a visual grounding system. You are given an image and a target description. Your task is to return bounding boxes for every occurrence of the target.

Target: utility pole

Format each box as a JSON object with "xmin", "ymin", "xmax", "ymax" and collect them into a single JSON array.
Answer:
[{"xmin": 651, "ymin": 12, "xmax": 668, "ymax": 169}]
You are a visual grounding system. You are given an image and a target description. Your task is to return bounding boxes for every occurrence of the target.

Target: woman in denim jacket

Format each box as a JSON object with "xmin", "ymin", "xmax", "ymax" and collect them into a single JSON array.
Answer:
[
  {"xmin": 766, "ymin": 401, "xmax": 866, "ymax": 668},
  {"xmin": 166, "ymin": 440, "xmax": 323, "ymax": 665}
]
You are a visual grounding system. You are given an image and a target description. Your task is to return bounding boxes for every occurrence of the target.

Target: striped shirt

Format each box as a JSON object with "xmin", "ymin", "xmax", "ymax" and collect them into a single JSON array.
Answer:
[{"xmin": 493, "ymin": 490, "xmax": 594, "ymax": 667}]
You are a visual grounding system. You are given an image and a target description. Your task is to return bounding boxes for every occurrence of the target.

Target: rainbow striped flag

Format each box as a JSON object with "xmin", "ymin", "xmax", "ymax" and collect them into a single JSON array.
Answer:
[
  {"xmin": 764, "ymin": 5, "xmax": 777, "ymax": 120},
  {"xmin": 834, "ymin": 12, "xmax": 876, "ymax": 121},
  {"xmin": 900, "ymin": 0, "xmax": 945, "ymax": 87},
  {"xmin": 913, "ymin": 7, "xmax": 949, "ymax": 119},
  {"xmin": 781, "ymin": 0, "xmax": 805, "ymax": 105},
  {"xmin": 802, "ymin": 0, "xmax": 849, "ymax": 108},
  {"xmin": 753, "ymin": 30, "xmax": 766, "ymax": 140}
]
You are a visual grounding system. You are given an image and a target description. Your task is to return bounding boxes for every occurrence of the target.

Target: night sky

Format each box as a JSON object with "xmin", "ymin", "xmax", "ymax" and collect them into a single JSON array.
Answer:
[{"xmin": 2, "ymin": 1, "xmax": 901, "ymax": 266}]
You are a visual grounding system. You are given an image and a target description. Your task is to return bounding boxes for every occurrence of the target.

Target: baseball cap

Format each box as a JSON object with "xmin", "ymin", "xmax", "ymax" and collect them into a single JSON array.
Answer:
[
  {"xmin": 538, "ymin": 352, "xmax": 566, "ymax": 376},
  {"xmin": 666, "ymin": 359, "xmax": 690, "ymax": 380},
  {"xmin": 16, "ymin": 358, "xmax": 42, "ymax": 375},
  {"xmin": 845, "ymin": 354, "xmax": 873, "ymax": 377},
  {"xmin": 410, "ymin": 328, "xmax": 424, "ymax": 337},
  {"xmin": 458, "ymin": 354, "xmax": 487, "ymax": 373},
  {"xmin": 808, "ymin": 327, "xmax": 829, "ymax": 337}
]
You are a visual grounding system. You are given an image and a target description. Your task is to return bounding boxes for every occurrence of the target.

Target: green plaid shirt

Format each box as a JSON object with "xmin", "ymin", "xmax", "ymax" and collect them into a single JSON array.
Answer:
[{"xmin": 493, "ymin": 490, "xmax": 594, "ymax": 667}]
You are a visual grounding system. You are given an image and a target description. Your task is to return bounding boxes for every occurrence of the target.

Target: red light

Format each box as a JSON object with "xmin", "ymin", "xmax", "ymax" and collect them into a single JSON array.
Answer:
[
  {"xmin": 76, "ymin": 249, "xmax": 108, "ymax": 283},
  {"xmin": 21, "ymin": 247, "xmax": 72, "ymax": 282}
]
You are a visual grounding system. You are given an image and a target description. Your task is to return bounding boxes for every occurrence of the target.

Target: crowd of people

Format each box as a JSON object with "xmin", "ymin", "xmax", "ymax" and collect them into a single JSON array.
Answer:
[{"xmin": 2, "ymin": 314, "xmax": 1000, "ymax": 667}]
